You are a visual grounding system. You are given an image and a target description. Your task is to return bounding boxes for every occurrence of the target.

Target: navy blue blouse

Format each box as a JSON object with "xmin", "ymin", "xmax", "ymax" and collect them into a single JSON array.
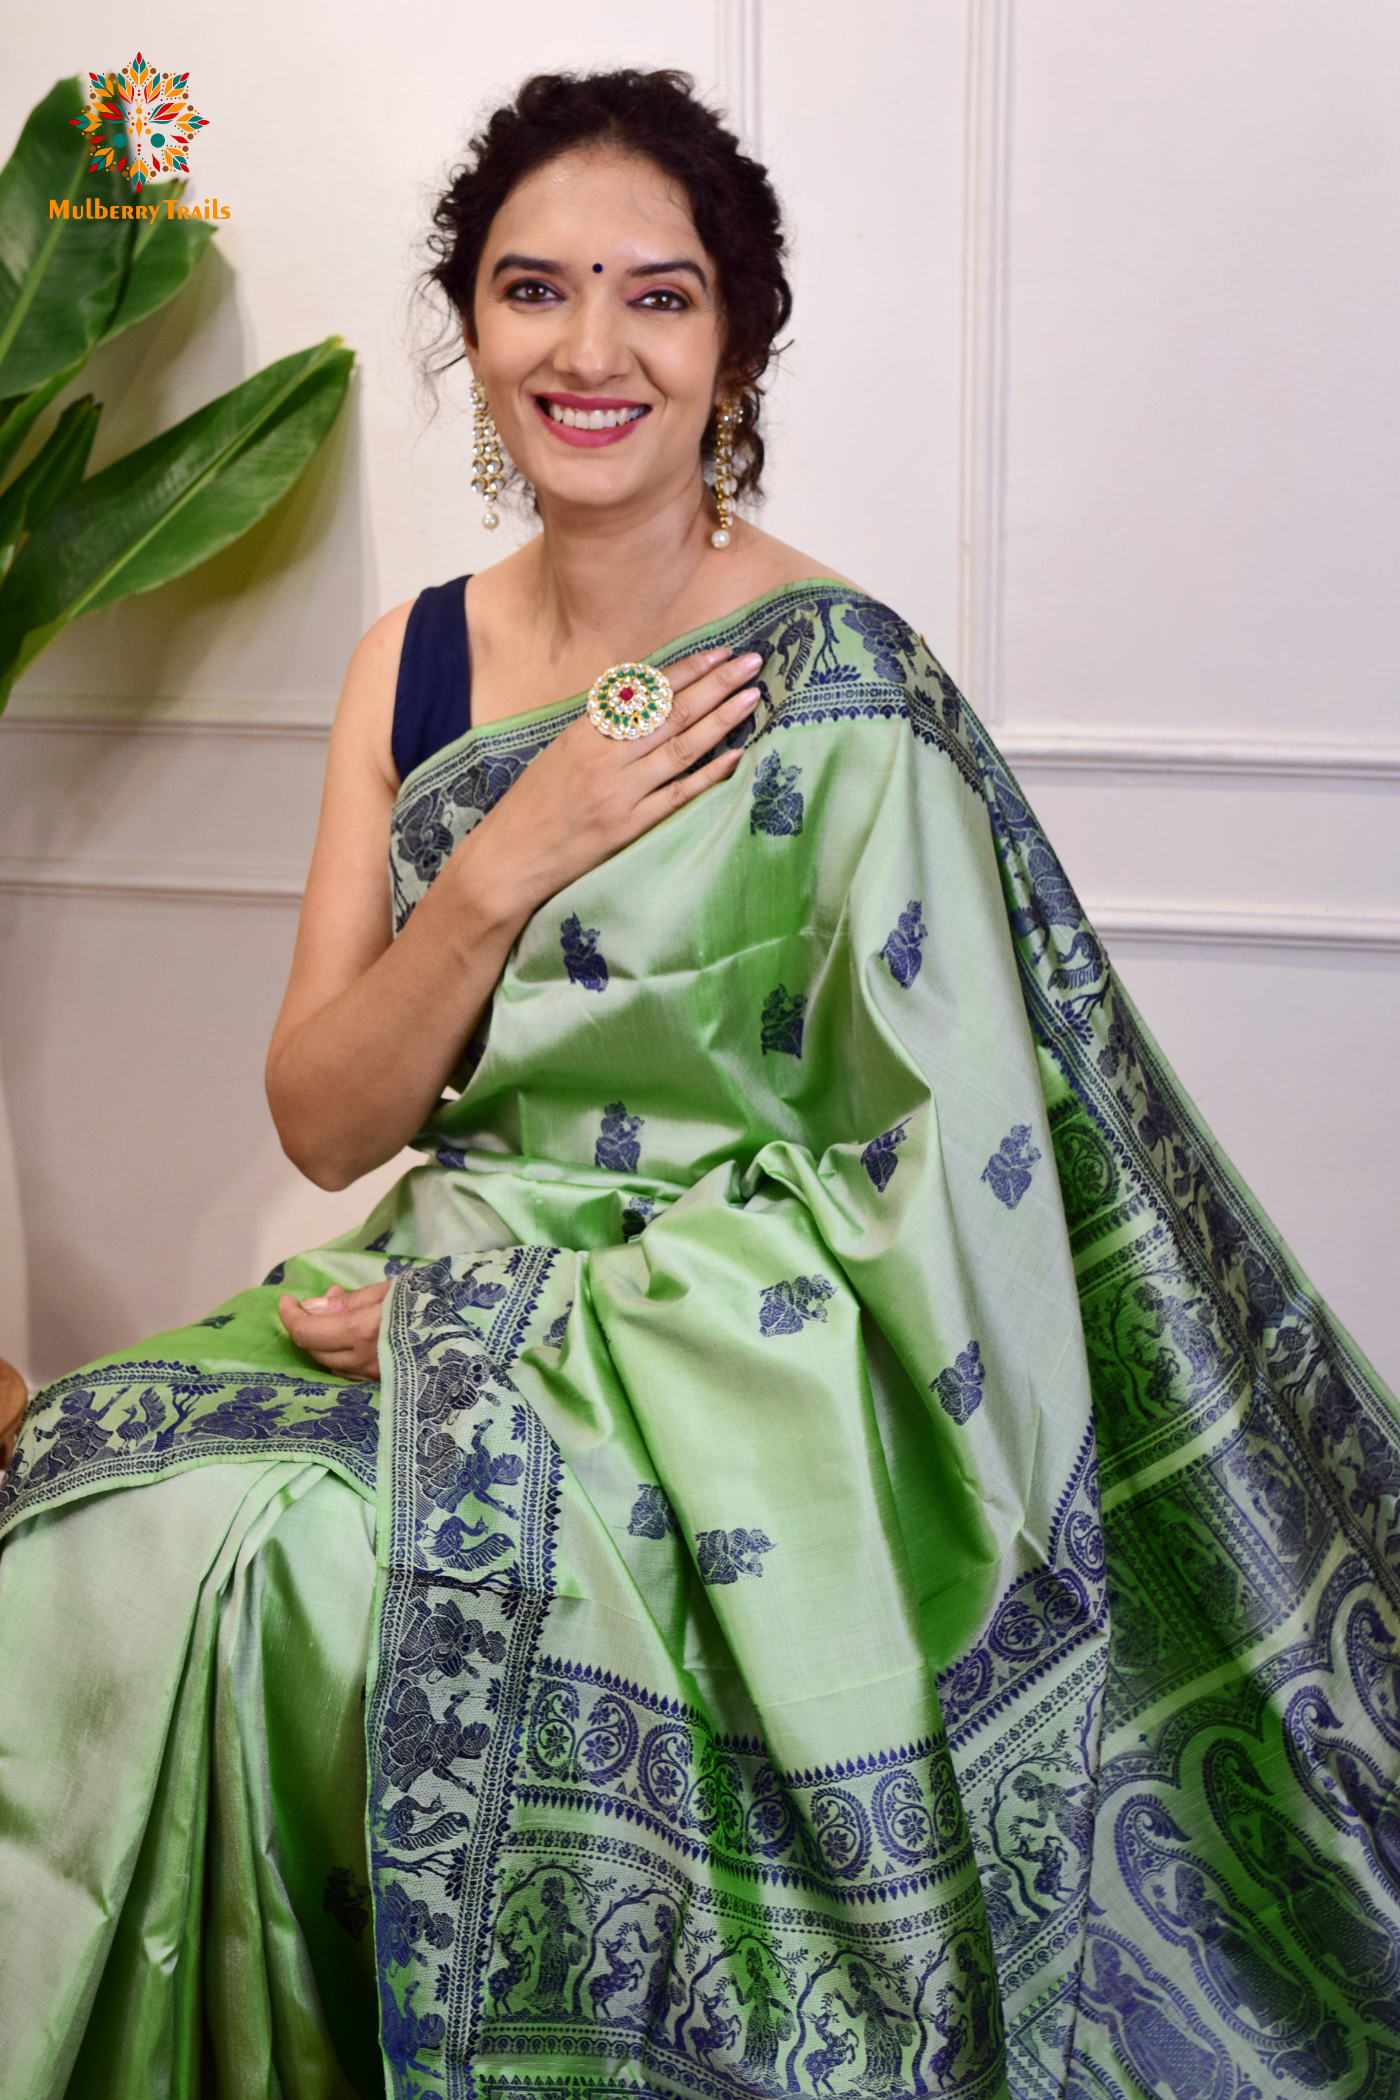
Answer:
[{"xmin": 391, "ymin": 575, "xmax": 471, "ymax": 785}]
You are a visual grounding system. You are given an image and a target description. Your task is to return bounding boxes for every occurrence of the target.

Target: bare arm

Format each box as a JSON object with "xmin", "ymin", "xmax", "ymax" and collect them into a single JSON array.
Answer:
[
  {"xmin": 0, "ymin": 1357, "xmax": 25, "ymax": 1471},
  {"xmin": 266, "ymin": 618, "xmax": 762, "ymax": 1191}
]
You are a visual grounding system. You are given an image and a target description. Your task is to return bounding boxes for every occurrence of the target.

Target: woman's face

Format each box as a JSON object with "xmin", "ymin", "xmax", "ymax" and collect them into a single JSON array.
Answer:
[{"xmin": 468, "ymin": 147, "xmax": 726, "ymax": 522}]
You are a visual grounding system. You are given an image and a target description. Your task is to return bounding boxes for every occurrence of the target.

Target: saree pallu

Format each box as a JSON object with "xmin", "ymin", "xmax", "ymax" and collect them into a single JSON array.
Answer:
[{"xmin": 2, "ymin": 580, "xmax": 1397, "ymax": 2100}]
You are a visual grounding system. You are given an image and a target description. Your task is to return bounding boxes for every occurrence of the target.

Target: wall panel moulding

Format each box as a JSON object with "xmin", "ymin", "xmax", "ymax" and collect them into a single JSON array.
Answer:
[
  {"xmin": 1088, "ymin": 900, "xmax": 1400, "ymax": 955},
  {"xmin": 957, "ymin": 0, "xmax": 1013, "ymax": 723},
  {"xmin": 4, "ymin": 858, "xmax": 1395, "ymax": 953},
  {"xmin": 1, "ymin": 708, "xmax": 330, "ymax": 745},
  {"xmin": 0, "ymin": 858, "xmax": 305, "ymax": 906},
  {"xmin": 998, "ymin": 728, "xmax": 1400, "ymax": 785},
  {"xmin": 714, "ymin": 0, "xmax": 762, "ymax": 149}
]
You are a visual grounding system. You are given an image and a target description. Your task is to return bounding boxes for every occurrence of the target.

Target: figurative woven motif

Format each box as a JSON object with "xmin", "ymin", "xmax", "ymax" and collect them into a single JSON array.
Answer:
[
  {"xmin": 862, "ymin": 1122, "xmax": 911, "ymax": 1193},
  {"xmin": 6, "ymin": 581, "xmax": 1400, "ymax": 2100},
  {"xmin": 560, "ymin": 915, "xmax": 609, "ymax": 993},
  {"xmin": 981, "ymin": 1128, "xmax": 1042, "ymax": 1212},
  {"xmin": 369, "ymin": 1252, "xmax": 1005, "ymax": 2100},
  {"xmin": 595, "ymin": 1104, "xmax": 643, "ymax": 1175},
  {"xmin": 758, "ymin": 1275, "xmax": 835, "ymax": 1338},
  {"xmin": 750, "ymin": 752, "xmax": 805, "ymax": 837},
  {"xmin": 882, "ymin": 901, "xmax": 928, "ymax": 988},
  {"xmin": 965, "ymin": 660, "xmax": 1400, "ymax": 2096},
  {"xmin": 627, "ymin": 1485, "xmax": 679, "ymax": 1539},
  {"xmin": 0, "ymin": 1360, "xmax": 377, "ymax": 1525},
  {"xmin": 932, "ymin": 1345, "xmax": 985, "ymax": 1427},
  {"xmin": 374, "ymin": 583, "xmax": 1400, "ymax": 2095},
  {"xmin": 759, "ymin": 987, "xmax": 806, "ymax": 1059}
]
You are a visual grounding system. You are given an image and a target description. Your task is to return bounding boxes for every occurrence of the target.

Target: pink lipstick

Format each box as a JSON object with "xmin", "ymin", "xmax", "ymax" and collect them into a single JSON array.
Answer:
[{"xmin": 533, "ymin": 393, "xmax": 650, "ymax": 449}]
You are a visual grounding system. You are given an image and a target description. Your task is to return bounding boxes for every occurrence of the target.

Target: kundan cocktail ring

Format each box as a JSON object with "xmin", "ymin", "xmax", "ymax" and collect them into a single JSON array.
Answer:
[{"xmin": 586, "ymin": 661, "xmax": 674, "ymax": 740}]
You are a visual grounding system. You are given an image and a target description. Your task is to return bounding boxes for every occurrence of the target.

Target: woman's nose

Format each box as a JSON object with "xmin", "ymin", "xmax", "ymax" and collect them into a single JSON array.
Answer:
[{"xmin": 554, "ymin": 291, "xmax": 629, "ymax": 385}]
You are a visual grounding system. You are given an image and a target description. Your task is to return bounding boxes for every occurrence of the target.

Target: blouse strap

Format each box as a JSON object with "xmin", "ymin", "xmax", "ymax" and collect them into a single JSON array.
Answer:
[{"xmin": 391, "ymin": 575, "xmax": 472, "ymax": 786}]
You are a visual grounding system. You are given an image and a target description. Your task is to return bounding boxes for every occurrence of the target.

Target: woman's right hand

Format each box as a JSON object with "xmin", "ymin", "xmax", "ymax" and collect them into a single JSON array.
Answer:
[
  {"xmin": 459, "ymin": 645, "xmax": 762, "ymax": 925},
  {"xmin": 266, "ymin": 635, "xmax": 762, "ymax": 1192}
]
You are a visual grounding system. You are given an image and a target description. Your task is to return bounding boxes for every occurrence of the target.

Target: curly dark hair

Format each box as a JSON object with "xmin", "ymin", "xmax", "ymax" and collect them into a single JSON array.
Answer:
[{"xmin": 425, "ymin": 69, "xmax": 792, "ymax": 502}]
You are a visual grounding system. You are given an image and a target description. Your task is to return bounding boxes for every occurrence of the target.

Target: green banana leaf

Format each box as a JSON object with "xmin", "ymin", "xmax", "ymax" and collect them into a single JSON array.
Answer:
[
  {"xmin": 0, "ymin": 79, "xmax": 353, "ymax": 716},
  {"xmin": 0, "ymin": 362, "xmax": 86, "ymax": 487},
  {"xmin": 0, "ymin": 80, "xmax": 132, "ymax": 397},
  {"xmin": 0, "ymin": 395, "xmax": 99, "ymax": 577},
  {"xmin": 103, "ymin": 196, "xmax": 216, "ymax": 347},
  {"xmin": 0, "ymin": 80, "xmax": 213, "ymax": 402},
  {"xmin": 0, "ymin": 336, "xmax": 354, "ymax": 706}
]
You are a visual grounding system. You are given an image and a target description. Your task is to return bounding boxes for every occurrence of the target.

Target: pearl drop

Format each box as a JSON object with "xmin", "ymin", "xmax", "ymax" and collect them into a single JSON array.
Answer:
[
  {"xmin": 482, "ymin": 511, "xmax": 499, "ymax": 530},
  {"xmin": 711, "ymin": 528, "xmax": 731, "ymax": 549}
]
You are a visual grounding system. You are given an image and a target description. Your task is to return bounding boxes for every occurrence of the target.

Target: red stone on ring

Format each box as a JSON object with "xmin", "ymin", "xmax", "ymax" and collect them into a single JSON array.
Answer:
[{"xmin": 618, "ymin": 685, "xmax": 634, "ymax": 701}]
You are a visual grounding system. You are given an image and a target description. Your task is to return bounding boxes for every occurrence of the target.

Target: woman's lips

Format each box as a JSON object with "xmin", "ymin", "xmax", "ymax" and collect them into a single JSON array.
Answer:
[{"xmin": 532, "ymin": 395, "xmax": 650, "ymax": 449}]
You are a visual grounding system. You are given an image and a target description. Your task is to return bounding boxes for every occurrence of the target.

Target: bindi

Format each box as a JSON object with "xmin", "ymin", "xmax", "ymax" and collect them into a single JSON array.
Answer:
[{"xmin": 592, "ymin": 263, "xmax": 603, "ymax": 273}]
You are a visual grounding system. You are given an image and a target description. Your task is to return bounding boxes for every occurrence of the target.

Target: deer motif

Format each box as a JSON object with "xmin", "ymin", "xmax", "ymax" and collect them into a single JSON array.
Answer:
[
  {"xmin": 803, "ymin": 2006, "xmax": 858, "ymax": 2095},
  {"xmin": 587, "ymin": 1932, "xmax": 644, "ymax": 2020},
  {"xmin": 486, "ymin": 1920, "xmax": 532, "ymax": 2011},
  {"xmin": 690, "ymin": 1983, "xmax": 742, "ymax": 2065}
]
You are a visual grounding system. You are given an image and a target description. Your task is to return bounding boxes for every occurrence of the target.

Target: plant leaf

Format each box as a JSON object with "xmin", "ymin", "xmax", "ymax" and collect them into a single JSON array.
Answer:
[
  {"xmin": 100, "ymin": 184, "xmax": 217, "ymax": 347},
  {"xmin": 0, "ymin": 360, "xmax": 86, "ymax": 487},
  {"xmin": 0, "ymin": 337, "xmax": 354, "ymax": 705},
  {"xmin": 0, "ymin": 79, "xmax": 138, "ymax": 398},
  {"xmin": 0, "ymin": 394, "xmax": 99, "ymax": 579},
  {"xmin": 0, "ymin": 395, "xmax": 100, "ymax": 580}
]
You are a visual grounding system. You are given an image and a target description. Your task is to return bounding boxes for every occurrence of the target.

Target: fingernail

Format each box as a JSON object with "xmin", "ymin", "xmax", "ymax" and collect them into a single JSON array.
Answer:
[
  {"xmin": 735, "ymin": 690, "xmax": 759, "ymax": 710},
  {"xmin": 302, "ymin": 1296, "xmax": 329, "ymax": 1312},
  {"xmin": 739, "ymin": 652, "xmax": 762, "ymax": 669}
]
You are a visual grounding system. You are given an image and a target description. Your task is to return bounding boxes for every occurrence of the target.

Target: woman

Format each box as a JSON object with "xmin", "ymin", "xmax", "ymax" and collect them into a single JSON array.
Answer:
[{"xmin": 1, "ymin": 67, "xmax": 1397, "ymax": 2100}]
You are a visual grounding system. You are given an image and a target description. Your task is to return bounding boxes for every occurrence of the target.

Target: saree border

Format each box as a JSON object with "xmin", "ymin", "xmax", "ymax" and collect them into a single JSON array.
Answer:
[{"xmin": 0, "ymin": 1356, "xmax": 378, "ymax": 1539}]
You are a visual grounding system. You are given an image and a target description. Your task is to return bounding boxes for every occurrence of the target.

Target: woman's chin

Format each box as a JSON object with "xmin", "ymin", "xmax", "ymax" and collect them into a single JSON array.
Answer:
[{"xmin": 527, "ymin": 469, "xmax": 660, "ymax": 521}]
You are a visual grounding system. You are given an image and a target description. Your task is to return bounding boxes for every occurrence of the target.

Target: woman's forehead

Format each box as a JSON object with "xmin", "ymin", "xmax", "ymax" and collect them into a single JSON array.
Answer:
[{"xmin": 486, "ymin": 149, "xmax": 706, "ymax": 261}]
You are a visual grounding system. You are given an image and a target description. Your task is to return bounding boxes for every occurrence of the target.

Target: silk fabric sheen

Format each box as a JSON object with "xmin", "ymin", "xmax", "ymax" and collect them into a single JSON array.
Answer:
[{"xmin": 2, "ymin": 582, "xmax": 1396, "ymax": 2100}]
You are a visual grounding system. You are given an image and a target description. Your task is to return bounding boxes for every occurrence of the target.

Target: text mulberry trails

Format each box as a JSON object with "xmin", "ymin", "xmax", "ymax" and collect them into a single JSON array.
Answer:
[{"xmin": 49, "ymin": 196, "xmax": 228, "ymax": 221}]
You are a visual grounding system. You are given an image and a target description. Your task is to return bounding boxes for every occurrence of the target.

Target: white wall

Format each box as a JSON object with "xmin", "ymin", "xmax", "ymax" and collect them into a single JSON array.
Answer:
[{"xmin": 0, "ymin": 1, "xmax": 1395, "ymax": 1388}]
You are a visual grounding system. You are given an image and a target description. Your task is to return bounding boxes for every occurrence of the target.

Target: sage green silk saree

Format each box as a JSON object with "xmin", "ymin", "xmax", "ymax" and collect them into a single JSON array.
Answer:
[{"xmin": 2, "ymin": 581, "xmax": 1397, "ymax": 2100}]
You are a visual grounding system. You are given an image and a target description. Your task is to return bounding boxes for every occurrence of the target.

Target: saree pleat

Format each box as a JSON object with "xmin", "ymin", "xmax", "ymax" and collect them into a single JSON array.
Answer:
[
  {"xmin": 3, "ymin": 580, "xmax": 1397, "ymax": 2099},
  {"xmin": 1, "ymin": 1463, "xmax": 286, "ymax": 2097},
  {"xmin": 202, "ymin": 1467, "xmax": 381, "ymax": 2100},
  {"xmin": 0, "ymin": 1463, "xmax": 379, "ymax": 2099}
]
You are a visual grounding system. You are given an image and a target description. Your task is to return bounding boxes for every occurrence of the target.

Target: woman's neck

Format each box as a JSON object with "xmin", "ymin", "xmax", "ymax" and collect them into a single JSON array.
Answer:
[
  {"xmin": 464, "ymin": 471, "xmax": 841, "ymax": 728},
  {"xmin": 520, "ymin": 468, "xmax": 718, "ymax": 668}
]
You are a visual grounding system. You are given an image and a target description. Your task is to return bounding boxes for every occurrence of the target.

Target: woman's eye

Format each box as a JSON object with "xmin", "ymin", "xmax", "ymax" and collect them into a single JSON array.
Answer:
[
  {"xmin": 505, "ymin": 280, "xmax": 560, "ymax": 304},
  {"xmin": 635, "ymin": 288, "xmax": 690, "ymax": 312}
]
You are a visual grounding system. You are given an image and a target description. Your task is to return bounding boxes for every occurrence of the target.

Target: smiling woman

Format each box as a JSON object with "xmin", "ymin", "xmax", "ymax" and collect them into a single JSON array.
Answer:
[{"xmin": 2, "ymin": 63, "xmax": 1399, "ymax": 2100}]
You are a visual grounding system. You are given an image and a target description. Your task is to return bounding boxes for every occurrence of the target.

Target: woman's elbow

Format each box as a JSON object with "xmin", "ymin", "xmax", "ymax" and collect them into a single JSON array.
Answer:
[
  {"xmin": 266, "ymin": 1078, "xmax": 360, "ymax": 1192},
  {"xmin": 274, "ymin": 1121, "xmax": 360, "ymax": 1192}
]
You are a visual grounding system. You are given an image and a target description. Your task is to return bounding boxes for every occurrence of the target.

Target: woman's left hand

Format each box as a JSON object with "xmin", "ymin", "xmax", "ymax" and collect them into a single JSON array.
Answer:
[{"xmin": 279, "ymin": 1280, "xmax": 390, "ymax": 1381}]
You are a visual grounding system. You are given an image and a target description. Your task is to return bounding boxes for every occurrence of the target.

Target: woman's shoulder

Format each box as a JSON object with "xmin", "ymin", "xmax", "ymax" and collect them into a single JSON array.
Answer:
[
  {"xmin": 738, "ymin": 555, "xmax": 937, "ymax": 662},
  {"xmin": 344, "ymin": 592, "xmax": 415, "ymax": 697},
  {"xmin": 717, "ymin": 540, "xmax": 935, "ymax": 665},
  {"xmin": 730, "ymin": 524, "xmax": 859, "ymax": 596},
  {"xmin": 338, "ymin": 578, "xmax": 468, "ymax": 751},
  {"xmin": 327, "ymin": 598, "xmax": 419, "ymax": 792}
]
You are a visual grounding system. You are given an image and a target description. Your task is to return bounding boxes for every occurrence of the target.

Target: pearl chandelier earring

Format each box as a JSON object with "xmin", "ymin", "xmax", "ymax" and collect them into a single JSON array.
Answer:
[
  {"xmin": 710, "ymin": 402, "xmax": 738, "ymax": 549},
  {"xmin": 470, "ymin": 380, "xmax": 504, "ymax": 531}
]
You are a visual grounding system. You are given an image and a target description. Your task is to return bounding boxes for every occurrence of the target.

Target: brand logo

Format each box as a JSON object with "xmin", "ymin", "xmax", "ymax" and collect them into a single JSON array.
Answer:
[{"xmin": 71, "ymin": 52, "xmax": 207, "ymax": 192}]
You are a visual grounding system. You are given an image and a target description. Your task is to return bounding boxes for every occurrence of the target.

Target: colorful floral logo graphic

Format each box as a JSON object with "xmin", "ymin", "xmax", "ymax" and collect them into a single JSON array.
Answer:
[{"xmin": 71, "ymin": 54, "xmax": 207, "ymax": 192}]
